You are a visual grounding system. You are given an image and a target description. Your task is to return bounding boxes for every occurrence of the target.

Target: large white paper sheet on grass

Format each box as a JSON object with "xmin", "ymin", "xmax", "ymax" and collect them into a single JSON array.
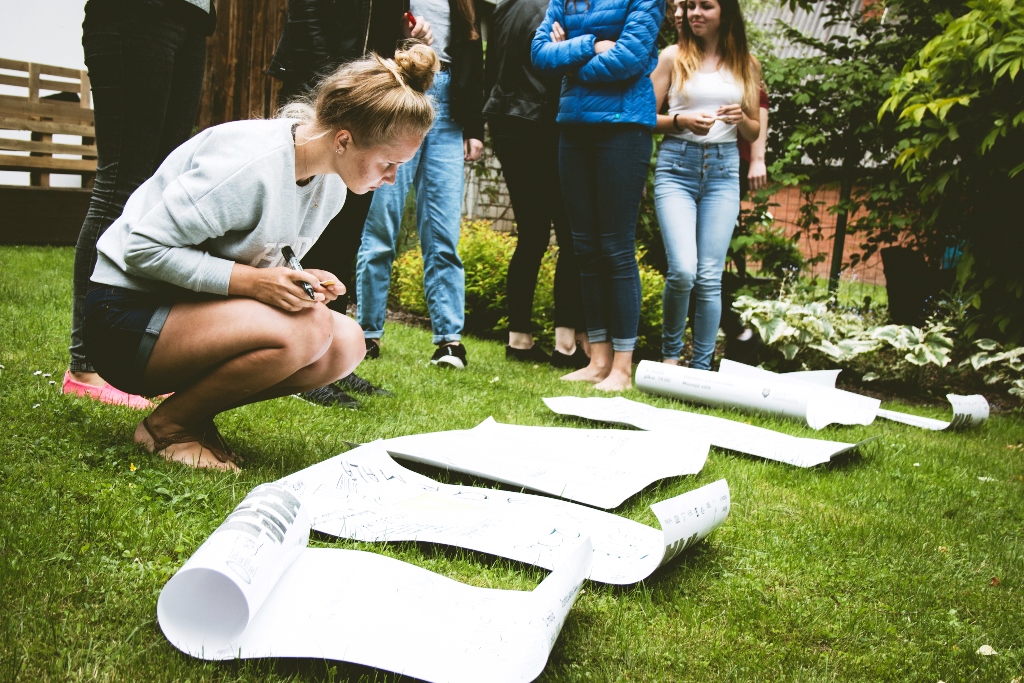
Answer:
[
  {"xmin": 636, "ymin": 359, "xmax": 879, "ymax": 430},
  {"xmin": 757, "ymin": 361, "xmax": 990, "ymax": 431},
  {"xmin": 544, "ymin": 396, "xmax": 873, "ymax": 468},
  {"xmin": 157, "ymin": 482, "xmax": 590, "ymax": 683},
  {"xmin": 280, "ymin": 444, "xmax": 730, "ymax": 585},
  {"xmin": 379, "ymin": 418, "xmax": 710, "ymax": 509}
]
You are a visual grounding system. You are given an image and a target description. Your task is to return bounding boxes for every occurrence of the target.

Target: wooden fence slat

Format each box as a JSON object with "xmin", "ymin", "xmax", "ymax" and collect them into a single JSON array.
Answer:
[
  {"xmin": 0, "ymin": 97, "xmax": 95, "ymax": 124},
  {"xmin": 0, "ymin": 154, "xmax": 96, "ymax": 173},
  {"xmin": 0, "ymin": 57, "xmax": 30, "ymax": 71},
  {"xmin": 0, "ymin": 59, "xmax": 83, "ymax": 81},
  {"xmin": 0, "ymin": 116, "xmax": 94, "ymax": 137},
  {"xmin": 0, "ymin": 74, "xmax": 84, "ymax": 93},
  {"xmin": 36, "ymin": 63, "xmax": 85, "ymax": 80},
  {"xmin": 0, "ymin": 138, "xmax": 96, "ymax": 156}
]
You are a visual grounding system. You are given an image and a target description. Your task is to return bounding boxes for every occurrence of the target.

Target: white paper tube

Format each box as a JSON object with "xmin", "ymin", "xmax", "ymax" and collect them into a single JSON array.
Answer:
[{"xmin": 158, "ymin": 483, "xmax": 310, "ymax": 654}]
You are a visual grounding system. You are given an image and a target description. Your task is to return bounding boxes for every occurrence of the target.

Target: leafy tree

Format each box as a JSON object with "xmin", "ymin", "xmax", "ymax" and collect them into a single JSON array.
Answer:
[
  {"xmin": 762, "ymin": 0, "xmax": 967, "ymax": 290},
  {"xmin": 881, "ymin": 0, "xmax": 1024, "ymax": 339}
]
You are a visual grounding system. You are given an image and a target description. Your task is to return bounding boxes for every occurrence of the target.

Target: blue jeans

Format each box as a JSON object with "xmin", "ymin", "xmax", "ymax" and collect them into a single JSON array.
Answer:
[
  {"xmin": 559, "ymin": 125, "xmax": 652, "ymax": 352},
  {"xmin": 655, "ymin": 138, "xmax": 740, "ymax": 367},
  {"xmin": 357, "ymin": 70, "xmax": 465, "ymax": 345}
]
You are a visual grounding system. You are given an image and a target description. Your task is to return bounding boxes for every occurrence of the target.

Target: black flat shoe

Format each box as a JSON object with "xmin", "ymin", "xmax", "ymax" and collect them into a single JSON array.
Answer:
[
  {"xmin": 336, "ymin": 373, "xmax": 393, "ymax": 397},
  {"xmin": 550, "ymin": 344, "xmax": 590, "ymax": 369},
  {"xmin": 296, "ymin": 384, "xmax": 360, "ymax": 409},
  {"xmin": 506, "ymin": 344, "xmax": 551, "ymax": 363}
]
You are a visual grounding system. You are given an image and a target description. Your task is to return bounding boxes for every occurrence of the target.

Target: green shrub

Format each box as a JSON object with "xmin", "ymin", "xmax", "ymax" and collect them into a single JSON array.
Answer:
[
  {"xmin": 961, "ymin": 338, "xmax": 1024, "ymax": 397},
  {"xmin": 389, "ymin": 219, "xmax": 666, "ymax": 351},
  {"xmin": 637, "ymin": 251, "xmax": 666, "ymax": 352},
  {"xmin": 731, "ymin": 293, "xmax": 982, "ymax": 390}
]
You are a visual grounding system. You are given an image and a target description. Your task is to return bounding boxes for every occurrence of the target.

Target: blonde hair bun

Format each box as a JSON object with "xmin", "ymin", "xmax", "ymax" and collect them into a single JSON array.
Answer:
[
  {"xmin": 394, "ymin": 42, "xmax": 440, "ymax": 94},
  {"xmin": 278, "ymin": 46, "xmax": 437, "ymax": 148}
]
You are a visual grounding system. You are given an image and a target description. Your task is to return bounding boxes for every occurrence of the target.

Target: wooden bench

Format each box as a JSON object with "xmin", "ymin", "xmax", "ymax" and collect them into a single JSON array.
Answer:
[{"xmin": 0, "ymin": 58, "xmax": 96, "ymax": 245}]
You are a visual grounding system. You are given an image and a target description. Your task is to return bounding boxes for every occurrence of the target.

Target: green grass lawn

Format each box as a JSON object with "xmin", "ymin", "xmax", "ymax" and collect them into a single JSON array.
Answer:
[{"xmin": 1, "ymin": 246, "xmax": 1023, "ymax": 683}]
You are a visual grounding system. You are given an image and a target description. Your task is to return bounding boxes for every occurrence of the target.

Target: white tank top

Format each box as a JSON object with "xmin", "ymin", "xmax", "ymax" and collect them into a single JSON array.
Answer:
[{"xmin": 667, "ymin": 67, "xmax": 743, "ymax": 143}]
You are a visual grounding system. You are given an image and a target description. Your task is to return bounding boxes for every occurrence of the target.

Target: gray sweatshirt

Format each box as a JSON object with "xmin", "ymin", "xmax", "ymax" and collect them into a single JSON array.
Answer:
[{"xmin": 92, "ymin": 118, "xmax": 347, "ymax": 296}]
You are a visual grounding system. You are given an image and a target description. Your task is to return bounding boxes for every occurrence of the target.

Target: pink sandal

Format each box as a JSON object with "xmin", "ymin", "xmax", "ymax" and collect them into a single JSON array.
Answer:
[{"xmin": 62, "ymin": 371, "xmax": 153, "ymax": 410}]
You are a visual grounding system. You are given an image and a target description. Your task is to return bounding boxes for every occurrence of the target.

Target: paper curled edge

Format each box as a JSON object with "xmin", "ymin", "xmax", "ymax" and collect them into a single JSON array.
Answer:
[{"xmin": 157, "ymin": 482, "xmax": 593, "ymax": 683}]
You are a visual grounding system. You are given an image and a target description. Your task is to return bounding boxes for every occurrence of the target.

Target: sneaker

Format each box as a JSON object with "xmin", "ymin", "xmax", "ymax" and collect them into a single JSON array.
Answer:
[
  {"xmin": 336, "ymin": 372, "xmax": 393, "ymax": 396},
  {"xmin": 296, "ymin": 383, "xmax": 361, "ymax": 409},
  {"xmin": 431, "ymin": 343, "xmax": 468, "ymax": 369},
  {"xmin": 550, "ymin": 345, "xmax": 590, "ymax": 370},
  {"xmin": 364, "ymin": 339, "xmax": 381, "ymax": 360},
  {"xmin": 62, "ymin": 370, "xmax": 153, "ymax": 410},
  {"xmin": 506, "ymin": 344, "xmax": 551, "ymax": 364}
]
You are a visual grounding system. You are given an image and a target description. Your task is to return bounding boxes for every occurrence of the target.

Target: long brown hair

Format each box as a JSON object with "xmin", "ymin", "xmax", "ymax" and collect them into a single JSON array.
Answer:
[
  {"xmin": 673, "ymin": 0, "xmax": 760, "ymax": 112},
  {"xmin": 455, "ymin": 0, "xmax": 479, "ymax": 40}
]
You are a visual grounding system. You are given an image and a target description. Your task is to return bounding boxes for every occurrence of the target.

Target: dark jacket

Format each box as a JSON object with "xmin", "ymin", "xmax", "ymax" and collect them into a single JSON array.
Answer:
[
  {"xmin": 482, "ymin": 0, "xmax": 559, "ymax": 125},
  {"xmin": 268, "ymin": 0, "xmax": 484, "ymax": 140}
]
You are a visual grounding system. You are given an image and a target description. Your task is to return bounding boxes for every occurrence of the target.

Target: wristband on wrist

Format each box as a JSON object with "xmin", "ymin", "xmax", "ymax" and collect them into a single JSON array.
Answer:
[{"xmin": 673, "ymin": 113, "xmax": 682, "ymax": 132}]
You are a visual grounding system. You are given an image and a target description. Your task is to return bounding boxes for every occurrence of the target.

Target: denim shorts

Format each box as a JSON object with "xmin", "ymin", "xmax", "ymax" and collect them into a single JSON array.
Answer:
[{"xmin": 82, "ymin": 284, "xmax": 173, "ymax": 395}]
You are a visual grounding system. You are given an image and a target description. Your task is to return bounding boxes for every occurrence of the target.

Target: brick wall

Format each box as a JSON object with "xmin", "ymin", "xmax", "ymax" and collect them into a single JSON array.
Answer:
[
  {"xmin": 749, "ymin": 185, "xmax": 887, "ymax": 286},
  {"xmin": 462, "ymin": 147, "xmax": 516, "ymax": 232}
]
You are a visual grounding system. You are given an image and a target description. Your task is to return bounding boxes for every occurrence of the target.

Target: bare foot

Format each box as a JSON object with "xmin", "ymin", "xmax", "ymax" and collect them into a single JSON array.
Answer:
[
  {"xmin": 593, "ymin": 370, "xmax": 632, "ymax": 392},
  {"xmin": 560, "ymin": 364, "xmax": 609, "ymax": 383},
  {"xmin": 134, "ymin": 420, "xmax": 239, "ymax": 472},
  {"xmin": 71, "ymin": 370, "xmax": 106, "ymax": 388},
  {"xmin": 662, "ymin": 358, "xmax": 680, "ymax": 366}
]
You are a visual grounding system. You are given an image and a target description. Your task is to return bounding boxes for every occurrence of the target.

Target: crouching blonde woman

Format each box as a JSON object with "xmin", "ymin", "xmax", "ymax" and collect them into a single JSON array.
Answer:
[
  {"xmin": 82, "ymin": 45, "xmax": 439, "ymax": 470},
  {"xmin": 651, "ymin": 0, "xmax": 760, "ymax": 369}
]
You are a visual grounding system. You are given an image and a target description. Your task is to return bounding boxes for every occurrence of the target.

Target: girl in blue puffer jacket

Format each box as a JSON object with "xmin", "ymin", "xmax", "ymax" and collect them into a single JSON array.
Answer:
[{"xmin": 532, "ymin": 0, "xmax": 665, "ymax": 392}]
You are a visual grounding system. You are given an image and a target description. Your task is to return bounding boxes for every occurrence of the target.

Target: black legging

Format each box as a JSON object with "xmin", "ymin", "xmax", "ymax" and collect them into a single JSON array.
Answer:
[
  {"xmin": 69, "ymin": 3, "xmax": 208, "ymax": 373},
  {"xmin": 491, "ymin": 116, "xmax": 583, "ymax": 334}
]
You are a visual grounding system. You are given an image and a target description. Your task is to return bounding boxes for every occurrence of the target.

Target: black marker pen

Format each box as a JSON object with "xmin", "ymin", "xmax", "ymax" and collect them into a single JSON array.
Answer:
[{"xmin": 280, "ymin": 245, "xmax": 316, "ymax": 301}]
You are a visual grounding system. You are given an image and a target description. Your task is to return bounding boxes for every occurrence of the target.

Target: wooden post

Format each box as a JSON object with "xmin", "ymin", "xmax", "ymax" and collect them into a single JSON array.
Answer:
[
  {"xmin": 196, "ymin": 0, "xmax": 287, "ymax": 130},
  {"xmin": 827, "ymin": 170, "xmax": 853, "ymax": 295},
  {"xmin": 27, "ymin": 63, "xmax": 54, "ymax": 188},
  {"xmin": 79, "ymin": 70, "xmax": 95, "ymax": 189}
]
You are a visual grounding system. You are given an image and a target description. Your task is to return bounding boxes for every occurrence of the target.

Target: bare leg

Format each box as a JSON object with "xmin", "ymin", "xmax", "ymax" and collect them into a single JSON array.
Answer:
[
  {"xmin": 594, "ymin": 350, "xmax": 633, "ymax": 391},
  {"xmin": 561, "ymin": 341, "xmax": 611, "ymax": 383},
  {"xmin": 508, "ymin": 331, "xmax": 535, "ymax": 350},
  {"xmin": 577, "ymin": 332, "xmax": 591, "ymax": 356},
  {"xmin": 662, "ymin": 357, "xmax": 680, "ymax": 366},
  {"xmin": 134, "ymin": 298, "xmax": 364, "ymax": 470},
  {"xmin": 554, "ymin": 327, "xmax": 576, "ymax": 355}
]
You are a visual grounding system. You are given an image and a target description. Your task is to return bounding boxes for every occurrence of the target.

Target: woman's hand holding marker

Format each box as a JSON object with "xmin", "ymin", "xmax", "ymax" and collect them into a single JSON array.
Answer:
[{"xmin": 229, "ymin": 264, "xmax": 325, "ymax": 311}]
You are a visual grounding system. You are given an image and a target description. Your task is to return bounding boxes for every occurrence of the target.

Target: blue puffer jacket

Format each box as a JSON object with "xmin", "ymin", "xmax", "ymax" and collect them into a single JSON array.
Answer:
[{"xmin": 531, "ymin": 0, "xmax": 664, "ymax": 127}]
